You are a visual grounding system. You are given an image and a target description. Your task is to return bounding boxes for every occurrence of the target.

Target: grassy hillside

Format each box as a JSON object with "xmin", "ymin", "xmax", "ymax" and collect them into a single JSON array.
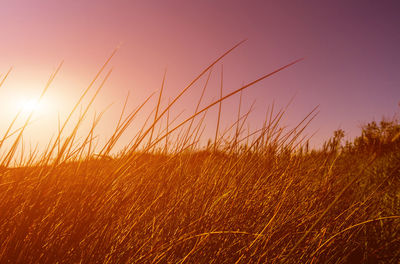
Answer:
[
  {"xmin": 1, "ymin": 124, "xmax": 399, "ymax": 263},
  {"xmin": 0, "ymin": 50, "xmax": 399, "ymax": 263}
]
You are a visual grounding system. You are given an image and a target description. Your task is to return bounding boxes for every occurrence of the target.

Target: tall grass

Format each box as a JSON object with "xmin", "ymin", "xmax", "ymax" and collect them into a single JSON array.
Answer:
[{"xmin": 0, "ymin": 43, "xmax": 399, "ymax": 263}]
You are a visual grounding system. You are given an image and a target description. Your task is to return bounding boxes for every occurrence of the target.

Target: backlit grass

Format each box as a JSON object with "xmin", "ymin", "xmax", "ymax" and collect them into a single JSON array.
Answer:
[{"xmin": 0, "ymin": 44, "xmax": 399, "ymax": 263}]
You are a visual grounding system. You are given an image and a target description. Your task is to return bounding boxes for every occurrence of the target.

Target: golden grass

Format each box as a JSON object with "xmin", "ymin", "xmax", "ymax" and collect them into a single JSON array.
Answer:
[{"xmin": 0, "ymin": 43, "xmax": 399, "ymax": 263}]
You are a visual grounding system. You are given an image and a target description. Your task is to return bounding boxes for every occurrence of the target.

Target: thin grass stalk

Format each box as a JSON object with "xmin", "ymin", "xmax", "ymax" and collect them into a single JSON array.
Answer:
[
  {"xmin": 181, "ymin": 68, "xmax": 213, "ymax": 148},
  {"xmin": 310, "ymin": 216, "xmax": 400, "ymax": 259},
  {"xmin": 165, "ymin": 98, "xmax": 172, "ymax": 153},
  {"xmin": 52, "ymin": 69, "xmax": 113, "ymax": 165},
  {"xmin": 214, "ymin": 65, "xmax": 224, "ymax": 151},
  {"xmin": 0, "ymin": 67, "xmax": 12, "ymax": 89},
  {"xmin": 234, "ymin": 89, "xmax": 243, "ymax": 152},
  {"xmin": 100, "ymin": 92, "xmax": 155, "ymax": 156},
  {"xmin": 45, "ymin": 48, "xmax": 118, "ymax": 163},
  {"xmin": 148, "ymin": 69, "xmax": 167, "ymax": 150},
  {"xmin": 130, "ymin": 40, "xmax": 247, "ymax": 152},
  {"xmin": 145, "ymin": 58, "xmax": 304, "ymax": 152}
]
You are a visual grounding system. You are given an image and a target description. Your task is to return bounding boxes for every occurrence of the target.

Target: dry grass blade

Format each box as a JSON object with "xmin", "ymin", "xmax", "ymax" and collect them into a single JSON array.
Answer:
[
  {"xmin": 214, "ymin": 65, "xmax": 224, "ymax": 151},
  {"xmin": 147, "ymin": 58, "xmax": 304, "ymax": 150},
  {"xmin": 310, "ymin": 215, "xmax": 400, "ymax": 258},
  {"xmin": 0, "ymin": 67, "xmax": 12, "ymax": 89},
  {"xmin": 130, "ymin": 39, "xmax": 247, "ymax": 151},
  {"xmin": 148, "ymin": 69, "xmax": 167, "ymax": 149},
  {"xmin": 45, "ymin": 48, "xmax": 118, "ymax": 162}
]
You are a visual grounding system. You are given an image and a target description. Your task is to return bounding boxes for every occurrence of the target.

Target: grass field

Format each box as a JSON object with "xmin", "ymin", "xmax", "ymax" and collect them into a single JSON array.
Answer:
[{"xmin": 0, "ymin": 48, "xmax": 399, "ymax": 263}]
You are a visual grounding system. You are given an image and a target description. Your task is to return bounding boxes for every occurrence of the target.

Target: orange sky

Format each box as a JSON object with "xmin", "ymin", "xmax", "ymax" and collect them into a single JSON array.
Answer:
[{"xmin": 1, "ymin": 0, "xmax": 400, "ymax": 157}]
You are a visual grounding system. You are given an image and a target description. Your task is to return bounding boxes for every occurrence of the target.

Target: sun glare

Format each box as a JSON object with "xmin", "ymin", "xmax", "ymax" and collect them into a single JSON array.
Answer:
[{"xmin": 17, "ymin": 98, "xmax": 46, "ymax": 115}]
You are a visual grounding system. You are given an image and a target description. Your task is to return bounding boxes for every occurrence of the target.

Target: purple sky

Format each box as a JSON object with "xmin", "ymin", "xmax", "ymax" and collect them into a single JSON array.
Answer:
[{"xmin": 1, "ymin": 0, "xmax": 399, "ymax": 151}]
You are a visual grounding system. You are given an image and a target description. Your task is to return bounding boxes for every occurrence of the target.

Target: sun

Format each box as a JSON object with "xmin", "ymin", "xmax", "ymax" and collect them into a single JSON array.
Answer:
[{"xmin": 17, "ymin": 98, "xmax": 47, "ymax": 116}]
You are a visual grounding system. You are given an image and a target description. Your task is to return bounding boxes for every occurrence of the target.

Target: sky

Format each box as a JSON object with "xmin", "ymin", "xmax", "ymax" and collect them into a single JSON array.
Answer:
[{"xmin": 0, "ymin": 0, "xmax": 399, "ymax": 154}]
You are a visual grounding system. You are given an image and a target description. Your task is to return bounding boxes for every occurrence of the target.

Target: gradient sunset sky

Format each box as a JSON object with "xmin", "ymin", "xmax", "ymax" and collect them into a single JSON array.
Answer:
[{"xmin": 1, "ymin": 0, "xmax": 399, "ymax": 151}]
